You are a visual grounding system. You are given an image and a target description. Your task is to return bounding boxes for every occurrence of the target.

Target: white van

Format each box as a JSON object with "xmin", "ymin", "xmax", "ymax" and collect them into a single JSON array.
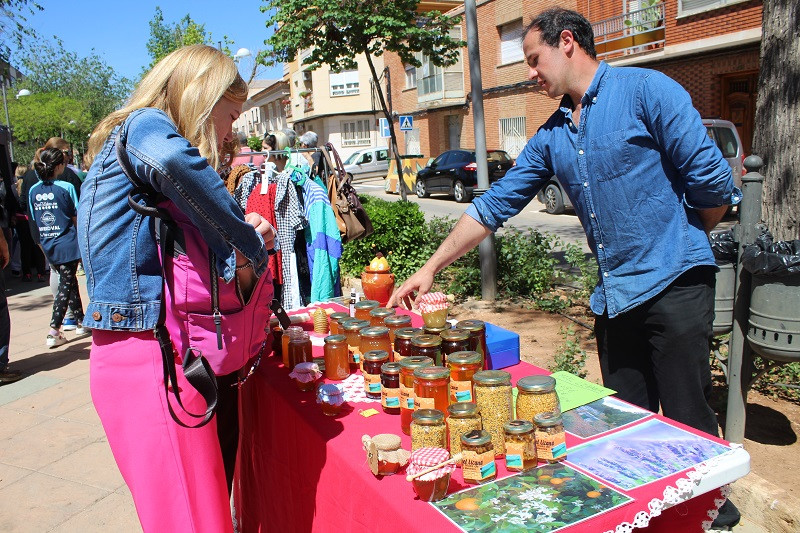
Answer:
[{"xmin": 343, "ymin": 147, "xmax": 390, "ymax": 181}]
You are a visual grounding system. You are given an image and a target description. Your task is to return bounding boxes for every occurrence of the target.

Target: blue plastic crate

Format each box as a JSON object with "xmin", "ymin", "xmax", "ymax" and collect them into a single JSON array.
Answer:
[{"xmin": 485, "ymin": 322, "xmax": 520, "ymax": 369}]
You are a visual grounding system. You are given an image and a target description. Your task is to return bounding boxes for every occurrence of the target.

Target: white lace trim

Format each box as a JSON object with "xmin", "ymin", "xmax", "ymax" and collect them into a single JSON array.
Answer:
[{"xmin": 603, "ymin": 443, "xmax": 741, "ymax": 533}]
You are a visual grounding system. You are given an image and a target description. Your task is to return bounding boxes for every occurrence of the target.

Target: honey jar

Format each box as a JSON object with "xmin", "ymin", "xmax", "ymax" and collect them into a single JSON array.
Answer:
[
  {"xmin": 473, "ymin": 370, "xmax": 513, "ymax": 456},
  {"xmin": 393, "ymin": 327, "xmax": 422, "ymax": 362},
  {"xmin": 440, "ymin": 329, "xmax": 471, "ymax": 358},
  {"xmin": 323, "ymin": 334, "xmax": 350, "ymax": 380},
  {"xmin": 413, "ymin": 366, "xmax": 450, "ymax": 413},
  {"xmin": 342, "ymin": 319, "xmax": 370, "ymax": 372},
  {"xmin": 384, "ymin": 314, "xmax": 412, "ymax": 344},
  {"xmin": 534, "ymin": 412, "xmax": 567, "ymax": 464},
  {"xmin": 359, "ymin": 327, "xmax": 393, "ymax": 366},
  {"xmin": 380, "ymin": 362, "xmax": 402, "ymax": 414},
  {"xmin": 411, "ymin": 334, "xmax": 443, "ymax": 366},
  {"xmin": 455, "ymin": 319, "xmax": 489, "ymax": 369},
  {"xmin": 399, "ymin": 356, "xmax": 434, "ymax": 435},
  {"xmin": 369, "ymin": 307, "xmax": 396, "ymax": 327},
  {"xmin": 363, "ymin": 350, "xmax": 389, "ymax": 399},
  {"xmin": 329, "ymin": 312, "xmax": 351, "ymax": 335},
  {"xmin": 504, "ymin": 420, "xmax": 537, "ymax": 471},
  {"xmin": 460, "ymin": 430, "xmax": 496, "ymax": 485},
  {"xmin": 354, "ymin": 300, "xmax": 380, "ymax": 321},
  {"xmin": 446, "ymin": 350, "xmax": 481, "ymax": 403}
]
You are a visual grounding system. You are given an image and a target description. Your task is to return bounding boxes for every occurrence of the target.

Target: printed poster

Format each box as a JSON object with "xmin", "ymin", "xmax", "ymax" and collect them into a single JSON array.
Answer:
[{"xmin": 562, "ymin": 396, "xmax": 652, "ymax": 439}]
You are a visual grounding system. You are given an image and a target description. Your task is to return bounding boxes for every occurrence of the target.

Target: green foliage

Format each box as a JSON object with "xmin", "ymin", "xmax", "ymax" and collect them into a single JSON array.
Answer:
[
  {"xmin": 144, "ymin": 7, "xmax": 234, "ymax": 72},
  {"xmin": 751, "ymin": 358, "xmax": 800, "ymax": 404},
  {"xmin": 563, "ymin": 242, "xmax": 599, "ymax": 300},
  {"xmin": 0, "ymin": 0, "xmax": 43, "ymax": 62},
  {"xmin": 247, "ymin": 136, "xmax": 262, "ymax": 152},
  {"xmin": 549, "ymin": 326, "xmax": 588, "ymax": 378}
]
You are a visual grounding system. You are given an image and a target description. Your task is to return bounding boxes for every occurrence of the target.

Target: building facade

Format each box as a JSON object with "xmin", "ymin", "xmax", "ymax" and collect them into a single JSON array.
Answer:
[{"xmin": 232, "ymin": 79, "xmax": 289, "ymax": 140}]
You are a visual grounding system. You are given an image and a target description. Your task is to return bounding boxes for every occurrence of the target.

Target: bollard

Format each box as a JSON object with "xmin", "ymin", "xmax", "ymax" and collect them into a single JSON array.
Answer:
[{"xmin": 724, "ymin": 155, "xmax": 764, "ymax": 443}]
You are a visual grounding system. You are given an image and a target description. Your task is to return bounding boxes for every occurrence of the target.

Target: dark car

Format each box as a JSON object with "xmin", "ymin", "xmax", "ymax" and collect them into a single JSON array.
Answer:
[{"xmin": 414, "ymin": 149, "xmax": 514, "ymax": 203}]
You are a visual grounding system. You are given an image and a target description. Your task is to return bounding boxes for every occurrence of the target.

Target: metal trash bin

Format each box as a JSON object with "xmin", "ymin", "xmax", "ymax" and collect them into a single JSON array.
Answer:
[
  {"xmin": 747, "ymin": 272, "xmax": 800, "ymax": 362},
  {"xmin": 713, "ymin": 262, "xmax": 736, "ymax": 336}
]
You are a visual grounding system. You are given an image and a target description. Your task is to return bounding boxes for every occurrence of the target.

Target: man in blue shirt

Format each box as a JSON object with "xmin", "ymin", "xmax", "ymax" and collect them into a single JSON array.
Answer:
[{"xmin": 390, "ymin": 7, "xmax": 740, "ymax": 527}]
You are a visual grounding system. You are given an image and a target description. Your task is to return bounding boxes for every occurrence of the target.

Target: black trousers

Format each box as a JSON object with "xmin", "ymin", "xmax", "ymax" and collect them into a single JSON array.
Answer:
[{"xmin": 595, "ymin": 266, "xmax": 719, "ymax": 436}]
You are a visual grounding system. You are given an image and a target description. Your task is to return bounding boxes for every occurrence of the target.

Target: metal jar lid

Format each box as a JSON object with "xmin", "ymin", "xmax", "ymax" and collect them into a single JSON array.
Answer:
[
  {"xmin": 413, "ymin": 365, "xmax": 450, "ymax": 380},
  {"xmin": 473, "ymin": 370, "xmax": 512, "ymax": 386},
  {"xmin": 534, "ymin": 412, "xmax": 564, "ymax": 427},
  {"xmin": 411, "ymin": 334, "xmax": 443, "ymax": 347},
  {"xmin": 381, "ymin": 362, "xmax": 401, "ymax": 375},
  {"xmin": 399, "ymin": 356, "xmax": 434, "ymax": 371},
  {"xmin": 330, "ymin": 312, "xmax": 351, "ymax": 323},
  {"xmin": 363, "ymin": 350, "xmax": 390, "ymax": 362},
  {"xmin": 384, "ymin": 314, "xmax": 412, "ymax": 326},
  {"xmin": 324, "ymin": 334, "xmax": 347, "ymax": 344},
  {"xmin": 412, "ymin": 408, "xmax": 445, "ymax": 425},
  {"xmin": 517, "ymin": 375, "xmax": 557, "ymax": 393},
  {"xmin": 504, "ymin": 420, "xmax": 535, "ymax": 434},
  {"xmin": 456, "ymin": 319, "xmax": 486, "ymax": 332},
  {"xmin": 460, "ymin": 429, "xmax": 492, "ymax": 447},
  {"xmin": 423, "ymin": 325, "xmax": 449, "ymax": 336},
  {"xmin": 446, "ymin": 351, "xmax": 482, "ymax": 366},
  {"xmin": 354, "ymin": 300, "xmax": 380, "ymax": 310},
  {"xmin": 440, "ymin": 328, "xmax": 470, "ymax": 342},
  {"xmin": 342, "ymin": 319, "xmax": 370, "ymax": 332},
  {"xmin": 448, "ymin": 401, "xmax": 480, "ymax": 418},
  {"xmin": 360, "ymin": 326, "xmax": 390, "ymax": 338},
  {"xmin": 394, "ymin": 327, "xmax": 423, "ymax": 339},
  {"xmin": 369, "ymin": 307, "xmax": 396, "ymax": 319}
]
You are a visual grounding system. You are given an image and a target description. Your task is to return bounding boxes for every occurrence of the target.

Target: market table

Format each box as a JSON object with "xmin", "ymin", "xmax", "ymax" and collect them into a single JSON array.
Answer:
[{"xmin": 233, "ymin": 307, "xmax": 749, "ymax": 533}]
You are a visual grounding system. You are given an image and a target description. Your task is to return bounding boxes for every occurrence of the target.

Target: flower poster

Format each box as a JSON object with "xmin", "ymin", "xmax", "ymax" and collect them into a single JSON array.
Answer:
[
  {"xmin": 562, "ymin": 396, "xmax": 652, "ymax": 439},
  {"xmin": 567, "ymin": 418, "xmax": 730, "ymax": 490},
  {"xmin": 433, "ymin": 463, "xmax": 631, "ymax": 532}
]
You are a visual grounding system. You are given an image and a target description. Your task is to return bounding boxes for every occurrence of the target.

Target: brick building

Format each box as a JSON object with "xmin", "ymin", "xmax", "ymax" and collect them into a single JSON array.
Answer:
[{"xmin": 385, "ymin": 0, "xmax": 762, "ymax": 161}]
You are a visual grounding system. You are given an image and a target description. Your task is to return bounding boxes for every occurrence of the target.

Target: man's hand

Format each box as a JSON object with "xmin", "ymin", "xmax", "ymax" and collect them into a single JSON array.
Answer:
[
  {"xmin": 387, "ymin": 266, "xmax": 436, "ymax": 309},
  {"xmin": 0, "ymin": 231, "xmax": 9, "ymax": 269}
]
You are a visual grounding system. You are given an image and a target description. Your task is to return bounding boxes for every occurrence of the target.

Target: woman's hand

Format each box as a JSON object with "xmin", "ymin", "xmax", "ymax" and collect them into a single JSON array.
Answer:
[{"xmin": 244, "ymin": 212, "xmax": 276, "ymax": 250}]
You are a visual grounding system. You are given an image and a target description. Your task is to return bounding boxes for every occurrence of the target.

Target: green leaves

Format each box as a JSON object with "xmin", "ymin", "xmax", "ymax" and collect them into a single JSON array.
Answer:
[{"xmin": 144, "ymin": 7, "xmax": 230, "ymax": 70}]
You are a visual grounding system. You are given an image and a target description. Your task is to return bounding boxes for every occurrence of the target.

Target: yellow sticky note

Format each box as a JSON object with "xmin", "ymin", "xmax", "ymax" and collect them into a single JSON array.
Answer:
[{"xmin": 360, "ymin": 409, "xmax": 379, "ymax": 418}]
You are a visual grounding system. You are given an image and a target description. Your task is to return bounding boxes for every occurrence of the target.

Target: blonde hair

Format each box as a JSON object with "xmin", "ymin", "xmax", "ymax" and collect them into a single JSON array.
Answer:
[{"xmin": 86, "ymin": 45, "xmax": 248, "ymax": 170}]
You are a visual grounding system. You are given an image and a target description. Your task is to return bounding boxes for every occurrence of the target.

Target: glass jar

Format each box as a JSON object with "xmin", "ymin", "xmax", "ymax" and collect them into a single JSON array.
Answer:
[
  {"xmin": 456, "ymin": 319, "xmax": 489, "ymax": 370},
  {"xmin": 281, "ymin": 325, "xmax": 304, "ymax": 367},
  {"xmin": 342, "ymin": 319, "xmax": 370, "ymax": 372},
  {"xmin": 354, "ymin": 299, "xmax": 380, "ymax": 321},
  {"xmin": 534, "ymin": 412, "xmax": 567, "ymax": 464},
  {"xmin": 364, "ymin": 434, "xmax": 409, "ymax": 477},
  {"xmin": 270, "ymin": 318, "xmax": 282, "ymax": 357},
  {"xmin": 446, "ymin": 351, "xmax": 482, "ymax": 403},
  {"xmin": 440, "ymin": 329, "xmax": 471, "ymax": 358},
  {"xmin": 423, "ymin": 325, "xmax": 449, "ymax": 337},
  {"xmin": 288, "ymin": 331, "xmax": 313, "ymax": 370},
  {"xmin": 359, "ymin": 327, "xmax": 393, "ymax": 368},
  {"xmin": 516, "ymin": 375, "xmax": 561, "ymax": 423},
  {"xmin": 317, "ymin": 384, "xmax": 344, "ymax": 417},
  {"xmin": 380, "ymin": 362, "xmax": 401, "ymax": 414},
  {"xmin": 369, "ymin": 307, "xmax": 395, "ymax": 327},
  {"xmin": 393, "ymin": 327, "xmax": 422, "ymax": 362},
  {"xmin": 323, "ymin": 334, "xmax": 350, "ymax": 380},
  {"xmin": 473, "ymin": 370, "xmax": 513, "ymax": 456},
  {"xmin": 290, "ymin": 362, "xmax": 321, "ymax": 392},
  {"xmin": 447, "ymin": 402, "xmax": 482, "ymax": 458},
  {"xmin": 362, "ymin": 350, "xmax": 389, "ymax": 399},
  {"xmin": 411, "ymin": 408, "xmax": 446, "ymax": 451},
  {"xmin": 411, "ymin": 334, "xmax": 443, "ymax": 366},
  {"xmin": 413, "ymin": 366, "xmax": 450, "ymax": 413},
  {"xmin": 460, "ymin": 430, "xmax": 497, "ymax": 485},
  {"xmin": 407, "ymin": 447, "xmax": 454, "ymax": 502},
  {"xmin": 329, "ymin": 312, "xmax": 351, "ymax": 335},
  {"xmin": 399, "ymin": 356, "xmax": 434, "ymax": 435},
  {"xmin": 504, "ymin": 420, "xmax": 537, "ymax": 471},
  {"xmin": 384, "ymin": 314, "xmax": 412, "ymax": 344}
]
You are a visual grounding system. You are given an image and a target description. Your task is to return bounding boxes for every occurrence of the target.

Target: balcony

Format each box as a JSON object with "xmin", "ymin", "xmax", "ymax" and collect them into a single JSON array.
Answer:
[
  {"xmin": 417, "ymin": 1, "xmax": 462, "ymax": 13},
  {"xmin": 303, "ymin": 93, "xmax": 314, "ymax": 113},
  {"xmin": 592, "ymin": 2, "xmax": 666, "ymax": 59}
]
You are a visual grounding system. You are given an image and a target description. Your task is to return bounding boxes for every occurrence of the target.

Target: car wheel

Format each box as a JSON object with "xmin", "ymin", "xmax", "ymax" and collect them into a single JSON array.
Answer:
[
  {"xmin": 453, "ymin": 180, "xmax": 471, "ymax": 203},
  {"xmin": 543, "ymin": 183, "xmax": 565, "ymax": 214},
  {"xmin": 415, "ymin": 179, "xmax": 429, "ymax": 198}
]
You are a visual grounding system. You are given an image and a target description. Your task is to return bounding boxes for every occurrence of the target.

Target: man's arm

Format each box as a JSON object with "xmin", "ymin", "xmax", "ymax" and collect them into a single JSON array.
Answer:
[
  {"xmin": 387, "ymin": 214, "xmax": 491, "ymax": 307},
  {"xmin": 697, "ymin": 205, "xmax": 729, "ymax": 234}
]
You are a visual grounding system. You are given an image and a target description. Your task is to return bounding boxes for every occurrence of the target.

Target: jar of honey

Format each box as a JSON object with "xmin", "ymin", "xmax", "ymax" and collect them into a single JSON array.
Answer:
[
  {"xmin": 354, "ymin": 300, "xmax": 380, "ymax": 321},
  {"xmin": 440, "ymin": 329, "xmax": 471, "ymax": 358},
  {"xmin": 369, "ymin": 307, "xmax": 396, "ymax": 327},
  {"xmin": 281, "ymin": 325, "xmax": 304, "ymax": 367},
  {"xmin": 329, "ymin": 312, "xmax": 351, "ymax": 335},
  {"xmin": 393, "ymin": 327, "xmax": 422, "ymax": 362},
  {"xmin": 270, "ymin": 317, "xmax": 282, "ymax": 357},
  {"xmin": 288, "ymin": 331, "xmax": 313, "ymax": 370},
  {"xmin": 473, "ymin": 370, "xmax": 513, "ymax": 456},
  {"xmin": 407, "ymin": 447, "xmax": 455, "ymax": 502},
  {"xmin": 380, "ymin": 362, "xmax": 401, "ymax": 414},
  {"xmin": 504, "ymin": 420, "xmax": 537, "ymax": 471},
  {"xmin": 317, "ymin": 384, "xmax": 344, "ymax": 417},
  {"xmin": 460, "ymin": 430, "xmax": 496, "ymax": 485},
  {"xmin": 384, "ymin": 314, "xmax": 412, "ymax": 344},
  {"xmin": 447, "ymin": 402, "xmax": 482, "ymax": 457},
  {"xmin": 411, "ymin": 334, "xmax": 443, "ymax": 366},
  {"xmin": 399, "ymin": 356, "xmax": 434, "ymax": 435},
  {"xmin": 534, "ymin": 412, "xmax": 567, "ymax": 464},
  {"xmin": 413, "ymin": 365, "xmax": 450, "ymax": 413},
  {"xmin": 323, "ymin": 334, "xmax": 350, "ymax": 380},
  {"xmin": 359, "ymin": 327, "xmax": 393, "ymax": 366},
  {"xmin": 289, "ymin": 362, "xmax": 321, "ymax": 392},
  {"xmin": 363, "ymin": 350, "xmax": 389, "ymax": 399},
  {"xmin": 446, "ymin": 350, "xmax": 482, "ymax": 403},
  {"xmin": 411, "ymin": 408, "xmax": 447, "ymax": 451},
  {"xmin": 456, "ymin": 319, "xmax": 489, "ymax": 369},
  {"xmin": 342, "ymin": 319, "xmax": 370, "ymax": 372},
  {"xmin": 516, "ymin": 375, "xmax": 561, "ymax": 423}
]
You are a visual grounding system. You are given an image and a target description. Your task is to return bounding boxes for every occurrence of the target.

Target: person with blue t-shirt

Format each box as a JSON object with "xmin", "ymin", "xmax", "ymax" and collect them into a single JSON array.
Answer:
[{"xmin": 28, "ymin": 147, "xmax": 88, "ymax": 347}]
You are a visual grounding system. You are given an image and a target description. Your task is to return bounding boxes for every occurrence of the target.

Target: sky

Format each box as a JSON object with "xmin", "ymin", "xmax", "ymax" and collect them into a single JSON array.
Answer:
[{"xmin": 15, "ymin": 0, "xmax": 284, "ymax": 82}]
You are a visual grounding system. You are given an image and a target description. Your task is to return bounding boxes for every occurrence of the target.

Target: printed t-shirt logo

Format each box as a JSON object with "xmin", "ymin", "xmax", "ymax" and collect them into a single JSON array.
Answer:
[{"xmin": 41, "ymin": 212, "xmax": 57, "ymax": 226}]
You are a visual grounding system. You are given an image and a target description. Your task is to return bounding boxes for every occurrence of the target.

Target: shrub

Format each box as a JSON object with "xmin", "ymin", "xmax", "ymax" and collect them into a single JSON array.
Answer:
[
  {"xmin": 548, "ymin": 326, "xmax": 588, "ymax": 378},
  {"xmin": 247, "ymin": 136, "xmax": 262, "ymax": 152}
]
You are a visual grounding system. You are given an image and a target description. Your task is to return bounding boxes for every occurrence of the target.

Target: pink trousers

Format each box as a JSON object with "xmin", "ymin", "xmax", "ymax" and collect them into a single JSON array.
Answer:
[{"xmin": 90, "ymin": 330, "xmax": 233, "ymax": 533}]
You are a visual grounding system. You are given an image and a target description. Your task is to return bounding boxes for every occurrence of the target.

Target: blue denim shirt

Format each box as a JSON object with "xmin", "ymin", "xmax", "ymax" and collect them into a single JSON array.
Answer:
[
  {"xmin": 466, "ymin": 62, "xmax": 740, "ymax": 318},
  {"xmin": 78, "ymin": 108, "xmax": 269, "ymax": 331}
]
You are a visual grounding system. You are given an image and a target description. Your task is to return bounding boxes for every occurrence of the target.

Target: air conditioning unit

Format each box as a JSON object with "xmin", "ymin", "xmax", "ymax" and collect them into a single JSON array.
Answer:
[{"xmin": 302, "ymin": 71, "xmax": 312, "ymax": 82}]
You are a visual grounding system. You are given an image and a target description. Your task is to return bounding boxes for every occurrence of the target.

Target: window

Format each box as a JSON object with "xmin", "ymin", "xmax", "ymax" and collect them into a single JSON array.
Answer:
[
  {"xmin": 678, "ymin": 0, "xmax": 748, "ymax": 17},
  {"xmin": 341, "ymin": 119, "xmax": 371, "ymax": 147},
  {"xmin": 418, "ymin": 28, "xmax": 464, "ymax": 101},
  {"xmin": 405, "ymin": 64, "xmax": 417, "ymax": 89},
  {"xmin": 330, "ymin": 70, "xmax": 360, "ymax": 96},
  {"xmin": 499, "ymin": 117, "xmax": 527, "ymax": 158},
  {"xmin": 499, "ymin": 20, "xmax": 524, "ymax": 65},
  {"xmin": 360, "ymin": 152, "xmax": 373, "ymax": 164},
  {"xmin": 377, "ymin": 150, "xmax": 389, "ymax": 161},
  {"xmin": 418, "ymin": 55, "xmax": 443, "ymax": 97}
]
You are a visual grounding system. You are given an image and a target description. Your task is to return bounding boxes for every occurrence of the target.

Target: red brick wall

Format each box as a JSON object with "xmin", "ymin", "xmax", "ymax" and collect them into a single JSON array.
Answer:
[{"xmin": 668, "ymin": 0, "xmax": 762, "ymax": 46}]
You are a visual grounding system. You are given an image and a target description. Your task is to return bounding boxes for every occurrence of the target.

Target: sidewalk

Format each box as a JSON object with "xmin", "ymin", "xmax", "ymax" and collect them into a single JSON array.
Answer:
[{"xmin": 0, "ymin": 270, "xmax": 784, "ymax": 532}]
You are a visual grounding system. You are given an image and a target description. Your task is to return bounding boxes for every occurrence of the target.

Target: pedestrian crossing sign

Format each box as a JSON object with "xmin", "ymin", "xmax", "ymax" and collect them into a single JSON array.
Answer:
[{"xmin": 399, "ymin": 115, "xmax": 413, "ymax": 131}]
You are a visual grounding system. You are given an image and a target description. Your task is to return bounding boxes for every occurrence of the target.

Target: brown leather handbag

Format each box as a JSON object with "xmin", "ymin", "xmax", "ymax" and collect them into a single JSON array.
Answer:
[{"xmin": 323, "ymin": 142, "xmax": 373, "ymax": 244}]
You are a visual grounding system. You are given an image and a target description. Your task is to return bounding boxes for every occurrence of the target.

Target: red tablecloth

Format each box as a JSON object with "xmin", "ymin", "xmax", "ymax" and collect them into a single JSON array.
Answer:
[{"xmin": 233, "ymin": 308, "xmax": 733, "ymax": 533}]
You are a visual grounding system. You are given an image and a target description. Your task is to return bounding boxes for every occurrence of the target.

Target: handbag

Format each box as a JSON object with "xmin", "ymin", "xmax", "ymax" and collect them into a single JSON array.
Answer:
[{"xmin": 324, "ymin": 142, "xmax": 374, "ymax": 244}]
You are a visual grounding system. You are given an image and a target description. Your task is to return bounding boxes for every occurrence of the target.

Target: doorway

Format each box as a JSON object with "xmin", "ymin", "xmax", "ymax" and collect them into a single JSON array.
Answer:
[{"xmin": 721, "ymin": 71, "xmax": 758, "ymax": 155}]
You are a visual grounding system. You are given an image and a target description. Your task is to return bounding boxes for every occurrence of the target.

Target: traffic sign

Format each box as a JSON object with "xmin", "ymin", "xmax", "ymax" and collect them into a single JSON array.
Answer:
[
  {"xmin": 379, "ymin": 118, "xmax": 391, "ymax": 138},
  {"xmin": 399, "ymin": 115, "xmax": 414, "ymax": 131}
]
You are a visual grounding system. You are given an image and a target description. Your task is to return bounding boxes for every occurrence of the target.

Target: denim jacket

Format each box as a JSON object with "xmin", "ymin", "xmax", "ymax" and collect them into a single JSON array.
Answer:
[
  {"xmin": 466, "ymin": 62, "xmax": 740, "ymax": 318},
  {"xmin": 78, "ymin": 108, "xmax": 268, "ymax": 331}
]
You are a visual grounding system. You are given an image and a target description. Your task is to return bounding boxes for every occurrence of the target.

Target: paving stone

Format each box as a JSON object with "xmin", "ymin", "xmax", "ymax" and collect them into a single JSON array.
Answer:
[{"xmin": 41, "ymin": 440, "xmax": 126, "ymax": 492}]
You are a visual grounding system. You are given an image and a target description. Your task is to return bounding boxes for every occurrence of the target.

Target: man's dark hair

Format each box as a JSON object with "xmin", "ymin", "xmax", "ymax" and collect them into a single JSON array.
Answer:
[{"xmin": 524, "ymin": 8, "xmax": 597, "ymax": 60}]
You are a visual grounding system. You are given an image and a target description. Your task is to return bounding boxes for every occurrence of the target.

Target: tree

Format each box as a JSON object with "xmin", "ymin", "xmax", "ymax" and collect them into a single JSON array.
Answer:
[
  {"xmin": 145, "ymin": 7, "xmax": 233, "ymax": 70},
  {"xmin": 752, "ymin": 1, "xmax": 799, "ymax": 240},
  {"xmin": 0, "ymin": 0, "xmax": 43, "ymax": 62},
  {"xmin": 262, "ymin": 0, "xmax": 463, "ymax": 201}
]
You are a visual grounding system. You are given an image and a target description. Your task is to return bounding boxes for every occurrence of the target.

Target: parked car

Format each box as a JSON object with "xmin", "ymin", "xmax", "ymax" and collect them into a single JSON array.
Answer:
[
  {"xmin": 537, "ymin": 118, "xmax": 745, "ymax": 215},
  {"xmin": 343, "ymin": 147, "xmax": 390, "ymax": 181},
  {"xmin": 414, "ymin": 149, "xmax": 514, "ymax": 203}
]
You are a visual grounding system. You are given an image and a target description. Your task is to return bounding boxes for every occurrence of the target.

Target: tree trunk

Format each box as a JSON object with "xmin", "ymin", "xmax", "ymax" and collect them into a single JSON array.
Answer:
[
  {"xmin": 752, "ymin": 0, "xmax": 800, "ymax": 240},
  {"xmin": 363, "ymin": 48, "xmax": 408, "ymax": 202}
]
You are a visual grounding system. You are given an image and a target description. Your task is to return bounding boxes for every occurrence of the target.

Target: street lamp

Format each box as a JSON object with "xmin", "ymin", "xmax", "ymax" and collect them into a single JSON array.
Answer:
[
  {"xmin": 16, "ymin": 89, "xmax": 30, "ymax": 98},
  {"xmin": 1, "ymin": 81, "xmax": 30, "ymax": 162},
  {"xmin": 234, "ymin": 48, "xmax": 252, "ymax": 61}
]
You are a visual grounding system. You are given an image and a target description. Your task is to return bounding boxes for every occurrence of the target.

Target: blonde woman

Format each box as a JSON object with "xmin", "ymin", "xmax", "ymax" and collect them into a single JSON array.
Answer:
[{"xmin": 78, "ymin": 45, "xmax": 275, "ymax": 533}]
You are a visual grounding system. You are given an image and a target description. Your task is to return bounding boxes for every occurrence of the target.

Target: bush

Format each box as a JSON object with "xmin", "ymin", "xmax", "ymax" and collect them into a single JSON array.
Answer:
[
  {"xmin": 247, "ymin": 136, "xmax": 262, "ymax": 152},
  {"xmin": 548, "ymin": 326, "xmax": 588, "ymax": 378}
]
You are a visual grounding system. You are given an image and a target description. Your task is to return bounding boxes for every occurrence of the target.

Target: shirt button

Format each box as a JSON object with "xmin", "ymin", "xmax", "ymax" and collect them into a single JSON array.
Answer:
[
  {"xmin": 583, "ymin": 182, "xmax": 589, "ymax": 187},
  {"xmin": 92, "ymin": 312, "xmax": 102, "ymax": 321},
  {"xmin": 578, "ymin": 149, "xmax": 584, "ymax": 155},
  {"xmin": 603, "ymin": 272, "xmax": 609, "ymax": 278},
  {"xmin": 598, "ymin": 243, "xmax": 604, "ymax": 249},
  {"xmin": 590, "ymin": 213, "xmax": 596, "ymax": 219},
  {"xmin": 111, "ymin": 313, "xmax": 125, "ymax": 323},
  {"xmin": 592, "ymin": 96, "xmax": 597, "ymax": 103}
]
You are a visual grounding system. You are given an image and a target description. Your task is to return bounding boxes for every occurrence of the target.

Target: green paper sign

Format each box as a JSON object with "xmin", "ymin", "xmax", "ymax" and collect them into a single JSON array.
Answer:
[{"xmin": 551, "ymin": 371, "xmax": 615, "ymax": 412}]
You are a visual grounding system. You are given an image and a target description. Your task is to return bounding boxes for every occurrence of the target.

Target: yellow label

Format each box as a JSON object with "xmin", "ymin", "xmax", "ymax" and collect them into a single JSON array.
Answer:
[
  {"xmin": 364, "ymin": 372, "xmax": 382, "ymax": 395},
  {"xmin": 462, "ymin": 449, "xmax": 496, "ymax": 482},
  {"xmin": 415, "ymin": 396, "xmax": 435, "ymax": 410},
  {"xmin": 400, "ymin": 383, "xmax": 415, "ymax": 410},
  {"xmin": 535, "ymin": 430, "xmax": 567, "ymax": 461},
  {"xmin": 381, "ymin": 386, "xmax": 401, "ymax": 408},
  {"xmin": 449, "ymin": 380, "xmax": 473, "ymax": 403},
  {"xmin": 360, "ymin": 408, "xmax": 379, "ymax": 418}
]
